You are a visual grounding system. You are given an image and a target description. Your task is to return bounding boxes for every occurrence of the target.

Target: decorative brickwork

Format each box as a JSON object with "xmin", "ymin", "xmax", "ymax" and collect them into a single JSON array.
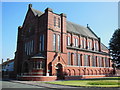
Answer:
[{"xmin": 14, "ymin": 4, "xmax": 113, "ymax": 81}]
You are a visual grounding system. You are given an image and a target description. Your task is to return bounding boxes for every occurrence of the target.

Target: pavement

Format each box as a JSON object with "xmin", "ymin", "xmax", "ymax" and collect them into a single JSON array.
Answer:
[{"xmin": 8, "ymin": 80, "xmax": 80, "ymax": 89}]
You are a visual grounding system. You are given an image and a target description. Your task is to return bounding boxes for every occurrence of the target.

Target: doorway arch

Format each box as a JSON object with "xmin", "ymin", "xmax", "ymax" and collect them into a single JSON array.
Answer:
[
  {"xmin": 56, "ymin": 63, "xmax": 63, "ymax": 79},
  {"xmin": 23, "ymin": 61, "xmax": 29, "ymax": 74}
]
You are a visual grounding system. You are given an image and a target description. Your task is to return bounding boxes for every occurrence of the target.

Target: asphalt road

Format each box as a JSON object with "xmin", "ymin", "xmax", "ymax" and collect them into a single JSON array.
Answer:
[{"xmin": 1, "ymin": 80, "xmax": 51, "ymax": 89}]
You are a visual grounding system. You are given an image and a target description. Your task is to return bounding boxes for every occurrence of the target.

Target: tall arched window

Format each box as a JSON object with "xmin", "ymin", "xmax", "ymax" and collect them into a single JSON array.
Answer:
[
  {"xmin": 58, "ymin": 35, "xmax": 60, "ymax": 51},
  {"xmin": 68, "ymin": 52, "xmax": 71, "ymax": 65},
  {"xmin": 98, "ymin": 56, "xmax": 102, "ymax": 67},
  {"xmin": 88, "ymin": 55, "xmax": 90, "ymax": 66},
  {"xmin": 78, "ymin": 54, "xmax": 81, "ymax": 66},
  {"xmin": 58, "ymin": 18, "xmax": 60, "ymax": 28},
  {"xmin": 54, "ymin": 16, "xmax": 56, "ymax": 26},
  {"xmin": 74, "ymin": 53, "xmax": 77, "ymax": 66},
  {"xmin": 39, "ymin": 34, "xmax": 44, "ymax": 52},
  {"xmin": 53, "ymin": 34, "xmax": 56, "ymax": 51},
  {"xmin": 92, "ymin": 56, "xmax": 96, "ymax": 67},
  {"xmin": 84, "ymin": 55, "xmax": 88, "ymax": 66}
]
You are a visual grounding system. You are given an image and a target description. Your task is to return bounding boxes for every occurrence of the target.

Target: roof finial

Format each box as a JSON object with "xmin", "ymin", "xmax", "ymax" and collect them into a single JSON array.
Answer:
[
  {"xmin": 29, "ymin": 4, "xmax": 32, "ymax": 8},
  {"xmin": 87, "ymin": 24, "xmax": 89, "ymax": 27}
]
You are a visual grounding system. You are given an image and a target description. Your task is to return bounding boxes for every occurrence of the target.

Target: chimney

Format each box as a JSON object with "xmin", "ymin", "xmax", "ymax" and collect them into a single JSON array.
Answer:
[
  {"xmin": 2, "ymin": 59, "xmax": 3, "ymax": 64},
  {"xmin": 28, "ymin": 4, "xmax": 32, "ymax": 9},
  {"xmin": 98, "ymin": 37, "xmax": 101, "ymax": 52},
  {"xmin": 45, "ymin": 8, "xmax": 53, "ymax": 13},
  {"xmin": 60, "ymin": 13, "xmax": 67, "ymax": 18},
  {"xmin": 7, "ymin": 58, "xmax": 10, "ymax": 61},
  {"xmin": 87, "ymin": 24, "xmax": 89, "ymax": 28}
]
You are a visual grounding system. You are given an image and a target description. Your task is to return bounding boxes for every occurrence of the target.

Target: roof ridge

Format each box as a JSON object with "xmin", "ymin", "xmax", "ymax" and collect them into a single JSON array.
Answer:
[
  {"xmin": 87, "ymin": 26, "xmax": 99, "ymax": 39},
  {"xmin": 31, "ymin": 8, "xmax": 43, "ymax": 16},
  {"xmin": 67, "ymin": 21, "xmax": 87, "ymax": 29},
  {"xmin": 67, "ymin": 21, "xmax": 98, "ymax": 39}
]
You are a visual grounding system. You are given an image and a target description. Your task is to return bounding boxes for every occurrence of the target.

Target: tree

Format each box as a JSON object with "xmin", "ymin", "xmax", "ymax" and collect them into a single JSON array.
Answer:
[{"xmin": 109, "ymin": 28, "xmax": 120, "ymax": 68}]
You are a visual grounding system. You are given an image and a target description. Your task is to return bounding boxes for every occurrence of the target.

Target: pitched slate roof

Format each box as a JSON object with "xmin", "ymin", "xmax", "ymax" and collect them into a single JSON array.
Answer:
[
  {"xmin": 30, "ymin": 8, "xmax": 98, "ymax": 39},
  {"xmin": 31, "ymin": 8, "xmax": 43, "ymax": 16},
  {"xmin": 101, "ymin": 43, "xmax": 108, "ymax": 51},
  {"xmin": 67, "ymin": 21, "xmax": 98, "ymax": 39},
  {"xmin": 30, "ymin": 8, "xmax": 108, "ymax": 51}
]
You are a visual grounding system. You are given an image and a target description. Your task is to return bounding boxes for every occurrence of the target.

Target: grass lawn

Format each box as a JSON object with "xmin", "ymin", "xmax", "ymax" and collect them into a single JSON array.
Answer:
[{"xmin": 45, "ymin": 77, "xmax": 120, "ymax": 87}]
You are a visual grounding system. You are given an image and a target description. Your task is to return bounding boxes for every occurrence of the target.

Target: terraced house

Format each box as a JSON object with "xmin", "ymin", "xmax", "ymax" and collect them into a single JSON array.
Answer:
[{"xmin": 14, "ymin": 4, "xmax": 113, "ymax": 81}]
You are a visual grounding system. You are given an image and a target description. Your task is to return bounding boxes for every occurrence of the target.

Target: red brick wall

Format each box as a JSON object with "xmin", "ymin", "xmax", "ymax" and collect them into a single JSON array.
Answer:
[
  {"xmin": 65, "ymin": 75, "xmax": 107, "ymax": 80},
  {"xmin": 15, "ymin": 5, "xmax": 113, "ymax": 81},
  {"xmin": 18, "ymin": 76, "xmax": 57, "ymax": 81}
]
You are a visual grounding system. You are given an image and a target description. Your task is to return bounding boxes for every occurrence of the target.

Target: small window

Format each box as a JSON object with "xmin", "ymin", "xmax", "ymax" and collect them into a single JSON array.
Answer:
[
  {"xmin": 58, "ymin": 18, "xmax": 60, "ymax": 28},
  {"xmin": 54, "ymin": 17, "xmax": 56, "ymax": 26},
  {"xmin": 67, "ymin": 37, "xmax": 70, "ymax": 46},
  {"xmin": 74, "ymin": 38, "xmax": 78, "ymax": 47}
]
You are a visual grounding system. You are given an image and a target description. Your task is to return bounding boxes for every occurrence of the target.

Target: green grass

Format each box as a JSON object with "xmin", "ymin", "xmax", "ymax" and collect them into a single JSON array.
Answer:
[{"xmin": 45, "ymin": 77, "xmax": 120, "ymax": 87}]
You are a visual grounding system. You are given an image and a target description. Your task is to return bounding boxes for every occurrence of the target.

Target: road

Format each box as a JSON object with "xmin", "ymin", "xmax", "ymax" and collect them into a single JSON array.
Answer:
[{"xmin": 1, "ymin": 80, "xmax": 52, "ymax": 89}]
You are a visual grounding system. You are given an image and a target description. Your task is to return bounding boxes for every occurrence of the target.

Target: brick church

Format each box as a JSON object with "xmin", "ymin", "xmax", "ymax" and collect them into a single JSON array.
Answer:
[{"xmin": 14, "ymin": 4, "xmax": 113, "ymax": 81}]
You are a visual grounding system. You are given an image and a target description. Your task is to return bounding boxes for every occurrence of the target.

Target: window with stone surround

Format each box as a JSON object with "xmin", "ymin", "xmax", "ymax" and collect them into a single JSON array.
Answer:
[
  {"xmin": 25, "ymin": 40, "xmax": 34, "ymax": 55},
  {"xmin": 74, "ymin": 53, "xmax": 77, "ymax": 66},
  {"xmin": 105, "ymin": 57, "xmax": 109, "ymax": 67},
  {"xmin": 92, "ymin": 56, "xmax": 97, "ymax": 67},
  {"xmin": 78, "ymin": 54, "xmax": 81, "ymax": 66},
  {"xmin": 58, "ymin": 35, "xmax": 61, "ymax": 51},
  {"xmin": 98, "ymin": 56, "xmax": 102, "ymax": 67},
  {"xmin": 67, "ymin": 36, "xmax": 71, "ymax": 46},
  {"xmin": 58, "ymin": 18, "xmax": 60, "ymax": 28},
  {"xmin": 53, "ymin": 34, "xmax": 56, "ymax": 51},
  {"xmin": 84, "ymin": 55, "xmax": 88, "ymax": 66},
  {"xmin": 88, "ymin": 40, "xmax": 92, "ymax": 50},
  {"xmin": 68, "ymin": 52, "xmax": 71, "ymax": 65},
  {"xmin": 54, "ymin": 16, "xmax": 56, "ymax": 26},
  {"xmin": 74, "ymin": 38, "xmax": 78, "ymax": 47},
  {"xmin": 39, "ymin": 34, "xmax": 44, "ymax": 52},
  {"xmin": 33, "ymin": 61, "xmax": 45, "ymax": 69}
]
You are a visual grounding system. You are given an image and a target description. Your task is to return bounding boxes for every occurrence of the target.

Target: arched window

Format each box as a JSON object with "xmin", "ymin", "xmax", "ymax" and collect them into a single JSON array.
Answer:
[
  {"xmin": 58, "ymin": 18, "xmax": 60, "ymax": 28},
  {"xmin": 67, "ymin": 36, "xmax": 71, "ymax": 46},
  {"xmin": 39, "ymin": 34, "xmax": 44, "ymax": 51},
  {"xmin": 54, "ymin": 16, "xmax": 56, "ymax": 26},
  {"xmin": 88, "ymin": 55, "xmax": 90, "ymax": 66},
  {"xmin": 74, "ymin": 38, "xmax": 78, "ymax": 47},
  {"xmin": 84, "ymin": 38, "xmax": 86, "ymax": 49},
  {"xmin": 78, "ymin": 54, "xmax": 81, "ymax": 66},
  {"xmin": 72, "ymin": 69, "xmax": 76, "ymax": 76},
  {"xmin": 92, "ymin": 56, "xmax": 96, "ymax": 67},
  {"xmin": 74, "ymin": 53, "xmax": 77, "ymax": 66},
  {"xmin": 84, "ymin": 55, "xmax": 88, "ymax": 66},
  {"xmin": 67, "ymin": 69, "xmax": 71, "ymax": 76},
  {"xmin": 58, "ymin": 35, "xmax": 60, "ymax": 51},
  {"xmin": 53, "ymin": 34, "xmax": 56, "ymax": 51},
  {"xmin": 68, "ymin": 52, "xmax": 71, "ymax": 65}
]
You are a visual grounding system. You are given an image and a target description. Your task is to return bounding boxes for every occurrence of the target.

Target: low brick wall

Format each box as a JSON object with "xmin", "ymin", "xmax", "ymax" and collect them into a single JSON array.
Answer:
[
  {"xmin": 65, "ymin": 75, "xmax": 106, "ymax": 80},
  {"xmin": 18, "ymin": 76, "xmax": 57, "ymax": 81},
  {"xmin": 18, "ymin": 75, "xmax": 110, "ymax": 81}
]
